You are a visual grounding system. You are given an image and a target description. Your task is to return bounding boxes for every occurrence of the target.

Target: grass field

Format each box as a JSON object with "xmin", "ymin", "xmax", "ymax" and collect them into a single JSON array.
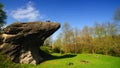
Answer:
[{"xmin": 1, "ymin": 53, "xmax": 120, "ymax": 68}]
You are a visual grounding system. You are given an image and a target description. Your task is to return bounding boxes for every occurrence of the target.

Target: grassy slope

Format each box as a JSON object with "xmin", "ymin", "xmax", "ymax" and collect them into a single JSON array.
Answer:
[{"xmin": 1, "ymin": 53, "xmax": 120, "ymax": 68}]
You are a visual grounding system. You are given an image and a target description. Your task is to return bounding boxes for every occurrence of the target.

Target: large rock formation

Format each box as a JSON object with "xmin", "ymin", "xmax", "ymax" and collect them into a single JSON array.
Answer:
[{"xmin": 0, "ymin": 22, "xmax": 60, "ymax": 65}]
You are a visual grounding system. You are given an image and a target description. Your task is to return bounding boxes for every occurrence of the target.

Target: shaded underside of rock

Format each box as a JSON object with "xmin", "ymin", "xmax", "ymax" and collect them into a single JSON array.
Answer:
[{"xmin": 0, "ymin": 22, "xmax": 60, "ymax": 65}]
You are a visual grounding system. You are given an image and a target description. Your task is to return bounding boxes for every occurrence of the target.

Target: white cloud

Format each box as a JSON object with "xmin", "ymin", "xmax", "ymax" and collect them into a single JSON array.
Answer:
[{"xmin": 11, "ymin": 1, "xmax": 42, "ymax": 21}]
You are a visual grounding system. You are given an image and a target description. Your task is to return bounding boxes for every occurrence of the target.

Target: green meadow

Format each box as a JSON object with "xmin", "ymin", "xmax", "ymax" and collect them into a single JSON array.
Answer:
[{"xmin": 1, "ymin": 53, "xmax": 120, "ymax": 68}]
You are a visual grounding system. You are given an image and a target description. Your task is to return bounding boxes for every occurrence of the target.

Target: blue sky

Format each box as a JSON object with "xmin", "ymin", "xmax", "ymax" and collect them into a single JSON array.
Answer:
[{"xmin": 0, "ymin": 0, "xmax": 120, "ymax": 39}]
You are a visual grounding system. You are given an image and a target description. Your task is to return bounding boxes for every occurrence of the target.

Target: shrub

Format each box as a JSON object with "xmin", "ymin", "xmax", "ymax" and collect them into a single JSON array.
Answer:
[
  {"xmin": 52, "ymin": 46, "xmax": 61, "ymax": 53},
  {"xmin": 40, "ymin": 46, "xmax": 51, "ymax": 53},
  {"xmin": 110, "ymin": 47, "xmax": 120, "ymax": 57}
]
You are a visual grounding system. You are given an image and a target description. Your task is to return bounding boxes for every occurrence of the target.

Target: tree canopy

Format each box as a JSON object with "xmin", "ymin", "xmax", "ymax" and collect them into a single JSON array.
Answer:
[{"xmin": 0, "ymin": 3, "xmax": 7, "ymax": 32}]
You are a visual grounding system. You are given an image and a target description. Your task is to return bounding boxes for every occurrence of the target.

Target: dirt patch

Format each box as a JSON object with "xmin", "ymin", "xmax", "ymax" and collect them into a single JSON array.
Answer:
[
  {"xmin": 80, "ymin": 60, "xmax": 89, "ymax": 64},
  {"xmin": 68, "ymin": 62, "xmax": 74, "ymax": 66}
]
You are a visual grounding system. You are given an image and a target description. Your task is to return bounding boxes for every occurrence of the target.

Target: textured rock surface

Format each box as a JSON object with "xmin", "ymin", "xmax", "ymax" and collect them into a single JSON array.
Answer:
[{"xmin": 0, "ymin": 22, "xmax": 60, "ymax": 65}]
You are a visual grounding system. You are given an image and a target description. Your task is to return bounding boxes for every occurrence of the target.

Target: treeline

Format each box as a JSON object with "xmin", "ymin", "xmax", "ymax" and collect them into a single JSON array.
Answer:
[
  {"xmin": 52, "ymin": 22, "xmax": 120, "ymax": 56},
  {"xmin": 43, "ymin": 8, "xmax": 120, "ymax": 57}
]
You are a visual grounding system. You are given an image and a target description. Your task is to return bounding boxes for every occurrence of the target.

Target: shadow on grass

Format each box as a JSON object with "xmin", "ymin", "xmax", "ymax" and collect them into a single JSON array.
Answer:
[
  {"xmin": 50, "ymin": 54, "xmax": 77, "ymax": 59},
  {"xmin": 39, "ymin": 50, "xmax": 77, "ymax": 64}
]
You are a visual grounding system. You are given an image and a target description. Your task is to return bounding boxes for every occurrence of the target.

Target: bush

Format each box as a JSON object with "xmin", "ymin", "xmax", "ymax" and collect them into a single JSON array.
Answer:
[
  {"xmin": 110, "ymin": 47, "xmax": 120, "ymax": 57},
  {"xmin": 40, "ymin": 46, "xmax": 51, "ymax": 53},
  {"xmin": 52, "ymin": 47, "xmax": 60, "ymax": 53}
]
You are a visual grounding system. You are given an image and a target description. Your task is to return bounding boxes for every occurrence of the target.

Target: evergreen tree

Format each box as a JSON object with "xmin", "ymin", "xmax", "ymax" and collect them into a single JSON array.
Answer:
[{"xmin": 0, "ymin": 3, "xmax": 7, "ymax": 32}]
